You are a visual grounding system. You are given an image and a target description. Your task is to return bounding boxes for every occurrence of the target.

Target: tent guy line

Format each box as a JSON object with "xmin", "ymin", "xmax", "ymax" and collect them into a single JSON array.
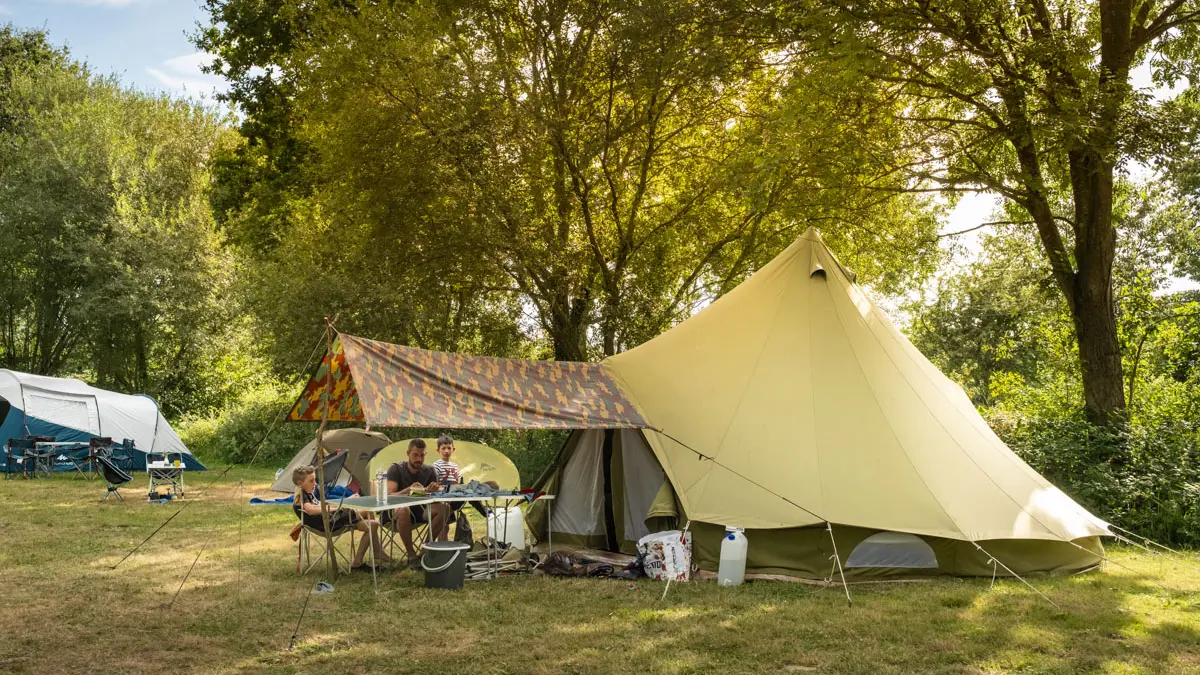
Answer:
[
  {"xmin": 650, "ymin": 425, "xmax": 829, "ymax": 525},
  {"xmin": 234, "ymin": 329, "xmax": 330, "ymax": 595},
  {"xmin": 109, "ymin": 463, "xmax": 237, "ymax": 569},
  {"xmin": 969, "ymin": 540, "xmax": 1065, "ymax": 610},
  {"xmin": 654, "ymin": 423, "xmax": 1059, "ymax": 609},
  {"xmin": 651, "ymin": 424, "xmax": 855, "ymax": 603}
]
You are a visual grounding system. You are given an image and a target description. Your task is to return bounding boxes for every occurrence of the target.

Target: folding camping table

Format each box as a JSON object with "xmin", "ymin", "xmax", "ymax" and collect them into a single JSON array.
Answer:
[
  {"xmin": 147, "ymin": 459, "xmax": 186, "ymax": 498},
  {"xmin": 31, "ymin": 441, "xmax": 84, "ymax": 478},
  {"xmin": 322, "ymin": 492, "xmax": 555, "ymax": 592}
]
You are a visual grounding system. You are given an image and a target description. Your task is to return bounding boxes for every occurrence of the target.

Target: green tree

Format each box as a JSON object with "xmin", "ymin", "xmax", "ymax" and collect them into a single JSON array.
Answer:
[
  {"xmin": 0, "ymin": 48, "xmax": 239, "ymax": 416},
  {"xmin": 0, "ymin": 25, "xmax": 62, "ymax": 135},
  {"xmin": 199, "ymin": 0, "xmax": 941, "ymax": 363},
  {"xmin": 787, "ymin": 0, "xmax": 1200, "ymax": 425}
]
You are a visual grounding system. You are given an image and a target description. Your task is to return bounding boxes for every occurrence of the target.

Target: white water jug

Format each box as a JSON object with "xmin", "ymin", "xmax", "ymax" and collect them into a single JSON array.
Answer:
[
  {"xmin": 486, "ymin": 507, "xmax": 526, "ymax": 550},
  {"xmin": 717, "ymin": 526, "xmax": 747, "ymax": 586}
]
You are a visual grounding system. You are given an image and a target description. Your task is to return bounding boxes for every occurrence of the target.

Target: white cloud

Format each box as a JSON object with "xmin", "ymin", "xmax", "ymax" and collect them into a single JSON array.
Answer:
[{"xmin": 146, "ymin": 52, "xmax": 227, "ymax": 98}]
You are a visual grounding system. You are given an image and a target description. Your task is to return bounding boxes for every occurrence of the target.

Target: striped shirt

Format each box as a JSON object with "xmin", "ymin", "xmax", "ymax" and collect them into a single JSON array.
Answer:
[{"xmin": 432, "ymin": 459, "xmax": 460, "ymax": 485}]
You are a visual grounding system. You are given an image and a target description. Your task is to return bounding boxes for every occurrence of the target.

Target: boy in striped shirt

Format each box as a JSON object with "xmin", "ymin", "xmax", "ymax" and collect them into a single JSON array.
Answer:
[
  {"xmin": 433, "ymin": 434, "xmax": 462, "ymax": 541},
  {"xmin": 432, "ymin": 434, "xmax": 461, "ymax": 487}
]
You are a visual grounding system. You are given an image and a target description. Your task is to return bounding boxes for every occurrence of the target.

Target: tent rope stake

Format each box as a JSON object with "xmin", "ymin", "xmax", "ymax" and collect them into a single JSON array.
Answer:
[
  {"xmin": 1108, "ymin": 524, "xmax": 1194, "ymax": 560},
  {"xmin": 1065, "ymin": 540, "xmax": 1175, "ymax": 594},
  {"xmin": 825, "ymin": 522, "xmax": 852, "ymax": 606},
  {"xmin": 971, "ymin": 542, "xmax": 1061, "ymax": 611}
]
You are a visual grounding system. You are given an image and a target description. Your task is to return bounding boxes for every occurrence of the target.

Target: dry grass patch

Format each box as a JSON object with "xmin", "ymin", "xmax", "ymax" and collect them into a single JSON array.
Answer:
[{"xmin": 0, "ymin": 467, "xmax": 1198, "ymax": 674}]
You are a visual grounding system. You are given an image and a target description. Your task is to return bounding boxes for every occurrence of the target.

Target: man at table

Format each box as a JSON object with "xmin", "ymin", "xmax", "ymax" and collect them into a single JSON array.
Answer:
[{"xmin": 386, "ymin": 438, "xmax": 450, "ymax": 565}]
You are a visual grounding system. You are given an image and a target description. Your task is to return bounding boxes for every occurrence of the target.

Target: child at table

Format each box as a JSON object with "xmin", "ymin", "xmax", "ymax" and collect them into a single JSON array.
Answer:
[
  {"xmin": 432, "ymin": 435, "xmax": 461, "ymax": 487},
  {"xmin": 292, "ymin": 465, "xmax": 391, "ymax": 569},
  {"xmin": 432, "ymin": 435, "xmax": 462, "ymax": 540}
]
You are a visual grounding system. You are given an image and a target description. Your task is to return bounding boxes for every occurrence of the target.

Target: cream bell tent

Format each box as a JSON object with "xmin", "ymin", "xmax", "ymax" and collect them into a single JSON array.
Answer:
[
  {"xmin": 368, "ymin": 439, "xmax": 521, "ymax": 490},
  {"xmin": 528, "ymin": 228, "xmax": 1109, "ymax": 578},
  {"xmin": 0, "ymin": 370, "xmax": 202, "ymax": 471}
]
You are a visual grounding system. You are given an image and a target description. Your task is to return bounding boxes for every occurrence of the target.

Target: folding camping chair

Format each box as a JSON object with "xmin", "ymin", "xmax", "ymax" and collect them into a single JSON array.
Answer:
[
  {"xmin": 297, "ymin": 523, "xmax": 358, "ymax": 575},
  {"xmin": 4, "ymin": 438, "xmax": 35, "ymax": 479},
  {"xmin": 379, "ymin": 504, "xmax": 432, "ymax": 566},
  {"xmin": 26, "ymin": 436, "xmax": 57, "ymax": 478},
  {"xmin": 114, "ymin": 439, "xmax": 136, "ymax": 472},
  {"xmin": 67, "ymin": 437, "xmax": 113, "ymax": 480},
  {"xmin": 96, "ymin": 455, "xmax": 133, "ymax": 502}
]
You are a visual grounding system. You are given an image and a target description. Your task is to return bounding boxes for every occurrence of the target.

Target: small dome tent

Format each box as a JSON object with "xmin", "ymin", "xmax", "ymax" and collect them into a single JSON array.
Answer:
[
  {"xmin": 270, "ymin": 428, "xmax": 392, "ymax": 494},
  {"xmin": 0, "ymin": 370, "xmax": 203, "ymax": 471},
  {"xmin": 269, "ymin": 432, "xmax": 521, "ymax": 494},
  {"xmin": 368, "ymin": 438, "xmax": 521, "ymax": 491}
]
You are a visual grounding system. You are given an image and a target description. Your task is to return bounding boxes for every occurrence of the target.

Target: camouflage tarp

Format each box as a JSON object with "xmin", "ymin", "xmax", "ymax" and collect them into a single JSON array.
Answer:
[{"xmin": 288, "ymin": 334, "xmax": 646, "ymax": 429}]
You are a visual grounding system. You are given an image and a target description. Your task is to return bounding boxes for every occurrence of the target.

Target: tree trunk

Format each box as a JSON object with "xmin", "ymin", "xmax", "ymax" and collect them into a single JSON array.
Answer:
[
  {"xmin": 1070, "ymin": 277, "xmax": 1126, "ymax": 426},
  {"xmin": 1069, "ymin": 149, "xmax": 1126, "ymax": 427},
  {"xmin": 547, "ymin": 289, "xmax": 590, "ymax": 361}
]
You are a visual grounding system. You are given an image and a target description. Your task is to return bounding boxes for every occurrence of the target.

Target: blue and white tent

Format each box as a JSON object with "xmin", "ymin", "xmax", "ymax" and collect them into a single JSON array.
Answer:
[{"xmin": 0, "ymin": 370, "xmax": 204, "ymax": 472}]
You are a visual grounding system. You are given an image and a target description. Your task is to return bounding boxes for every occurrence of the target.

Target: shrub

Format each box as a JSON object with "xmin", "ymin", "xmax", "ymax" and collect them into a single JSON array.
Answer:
[
  {"xmin": 178, "ymin": 381, "xmax": 317, "ymax": 467},
  {"xmin": 989, "ymin": 408, "xmax": 1200, "ymax": 547}
]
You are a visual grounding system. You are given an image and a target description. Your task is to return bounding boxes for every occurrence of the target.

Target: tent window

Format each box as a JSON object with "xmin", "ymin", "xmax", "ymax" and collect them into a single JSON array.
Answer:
[
  {"xmin": 24, "ymin": 390, "xmax": 101, "ymax": 434},
  {"xmin": 846, "ymin": 532, "xmax": 938, "ymax": 569},
  {"xmin": 0, "ymin": 396, "xmax": 9, "ymax": 428}
]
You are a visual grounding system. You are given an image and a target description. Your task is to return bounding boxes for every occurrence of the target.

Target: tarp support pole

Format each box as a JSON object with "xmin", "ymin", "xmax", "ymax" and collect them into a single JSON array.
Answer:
[
  {"xmin": 825, "ymin": 522, "xmax": 852, "ymax": 606},
  {"xmin": 315, "ymin": 317, "xmax": 339, "ymax": 578},
  {"xmin": 660, "ymin": 521, "xmax": 691, "ymax": 602}
]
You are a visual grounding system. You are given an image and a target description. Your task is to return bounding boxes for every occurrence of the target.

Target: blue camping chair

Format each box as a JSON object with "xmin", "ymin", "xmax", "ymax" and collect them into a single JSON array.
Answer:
[
  {"xmin": 4, "ymin": 438, "xmax": 35, "ymax": 479},
  {"xmin": 115, "ymin": 439, "xmax": 136, "ymax": 471}
]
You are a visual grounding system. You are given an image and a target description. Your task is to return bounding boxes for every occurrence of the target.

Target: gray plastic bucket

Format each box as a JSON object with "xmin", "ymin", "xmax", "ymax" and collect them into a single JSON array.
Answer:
[{"xmin": 421, "ymin": 541, "xmax": 470, "ymax": 590}]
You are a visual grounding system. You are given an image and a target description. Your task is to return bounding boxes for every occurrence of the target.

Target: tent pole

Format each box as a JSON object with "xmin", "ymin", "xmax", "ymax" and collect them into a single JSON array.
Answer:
[
  {"xmin": 825, "ymin": 522, "xmax": 852, "ymax": 606},
  {"xmin": 970, "ymin": 542, "xmax": 1060, "ymax": 610},
  {"xmin": 315, "ymin": 318, "xmax": 338, "ymax": 578}
]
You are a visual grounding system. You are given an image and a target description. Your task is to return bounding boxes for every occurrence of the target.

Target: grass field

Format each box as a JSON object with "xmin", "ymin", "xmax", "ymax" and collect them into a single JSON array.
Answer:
[{"xmin": 1, "ymin": 466, "xmax": 1198, "ymax": 675}]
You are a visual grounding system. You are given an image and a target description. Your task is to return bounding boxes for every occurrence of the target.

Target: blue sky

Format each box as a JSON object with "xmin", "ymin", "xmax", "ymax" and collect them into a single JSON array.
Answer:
[{"xmin": 1, "ymin": 0, "xmax": 225, "ymax": 98}]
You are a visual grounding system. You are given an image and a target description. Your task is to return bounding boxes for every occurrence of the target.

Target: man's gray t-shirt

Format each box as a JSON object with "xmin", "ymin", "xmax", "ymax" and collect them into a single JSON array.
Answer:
[{"xmin": 386, "ymin": 461, "xmax": 437, "ymax": 492}]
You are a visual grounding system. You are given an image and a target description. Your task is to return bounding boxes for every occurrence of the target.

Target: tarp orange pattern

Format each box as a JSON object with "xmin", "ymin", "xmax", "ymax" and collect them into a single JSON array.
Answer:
[
  {"xmin": 288, "ymin": 334, "xmax": 647, "ymax": 429},
  {"xmin": 288, "ymin": 336, "xmax": 363, "ymax": 422}
]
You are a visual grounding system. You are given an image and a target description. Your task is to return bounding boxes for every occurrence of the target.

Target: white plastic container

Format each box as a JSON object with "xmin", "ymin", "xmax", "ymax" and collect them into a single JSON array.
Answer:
[
  {"xmin": 717, "ymin": 526, "xmax": 748, "ymax": 586},
  {"xmin": 486, "ymin": 507, "xmax": 526, "ymax": 550}
]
